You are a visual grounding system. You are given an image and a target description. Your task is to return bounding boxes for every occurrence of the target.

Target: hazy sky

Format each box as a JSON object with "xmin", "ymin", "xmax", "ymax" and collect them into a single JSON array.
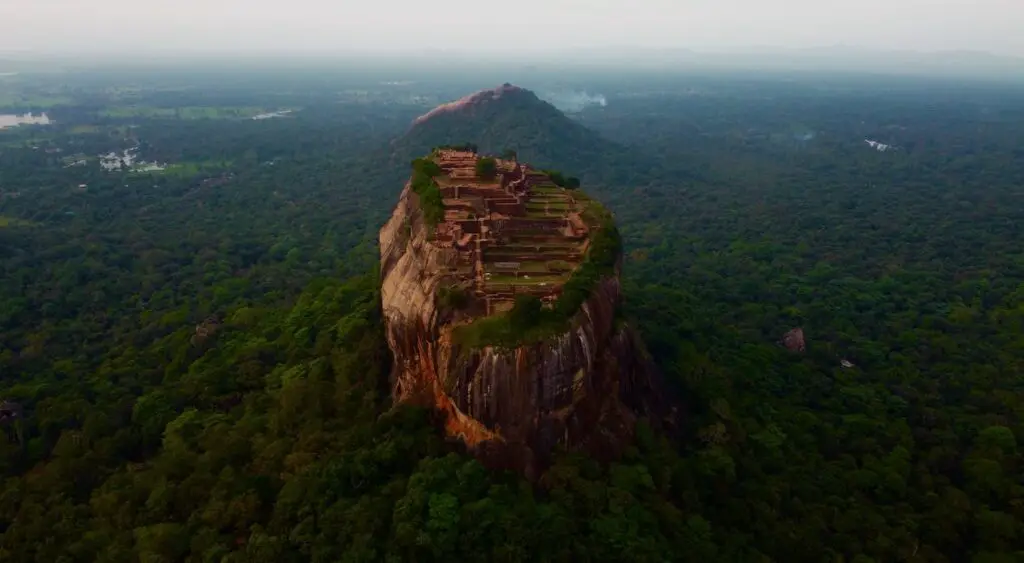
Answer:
[{"xmin": 2, "ymin": 0, "xmax": 1023, "ymax": 57}]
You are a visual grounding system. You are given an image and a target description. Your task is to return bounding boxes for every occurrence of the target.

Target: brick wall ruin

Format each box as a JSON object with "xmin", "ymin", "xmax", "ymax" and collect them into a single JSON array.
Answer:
[{"xmin": 428, "ymin": 150, "xmax": 593, "ymax": 311}]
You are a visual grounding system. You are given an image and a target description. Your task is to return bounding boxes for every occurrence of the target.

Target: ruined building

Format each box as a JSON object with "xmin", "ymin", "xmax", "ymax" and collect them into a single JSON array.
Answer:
[{"xmin": 429, "ymin": 149, "xmax": 591, "ymax": 316}]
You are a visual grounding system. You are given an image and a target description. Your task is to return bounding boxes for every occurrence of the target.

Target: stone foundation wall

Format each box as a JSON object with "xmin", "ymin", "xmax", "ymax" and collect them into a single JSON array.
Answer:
[
  {"xmin": 457, "ymin": 220, "xmax": 481, "ymax": 234},
  {"xmin": 488, "ymin": 201, "xmax": 525, "ymax": 216},
  {"xmin": 444, "ymin": 186, "xmax": 505, "ymax": 199},
  {"xmin": 496, "ymin": 219, "xmax": 565, "ymax": 234},
  {"xmin": 484, "ymin": 252, "xmax": 578, "ymax": 263}
]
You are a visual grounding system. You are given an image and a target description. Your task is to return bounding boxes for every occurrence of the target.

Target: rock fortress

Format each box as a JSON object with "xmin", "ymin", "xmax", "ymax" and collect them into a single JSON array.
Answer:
[{"xmin": 379, "ymin": 138, "xmax": 677, "ymax": 477}]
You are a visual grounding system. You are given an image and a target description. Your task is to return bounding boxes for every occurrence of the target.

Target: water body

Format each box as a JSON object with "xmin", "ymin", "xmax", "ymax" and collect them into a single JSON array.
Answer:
[
  {"xmin": 252, "ymin": 110, "xmax": 293, "ymax": 120},
  {"xmin": 0, "ymin": 113, "xmax": 51, "ymax": 128}
]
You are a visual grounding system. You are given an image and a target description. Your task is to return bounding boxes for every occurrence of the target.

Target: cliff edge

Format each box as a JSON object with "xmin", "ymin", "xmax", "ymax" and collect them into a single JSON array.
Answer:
[{"xmin": 379, "ymin": 148, "xmax": 675, "ymax": 476}]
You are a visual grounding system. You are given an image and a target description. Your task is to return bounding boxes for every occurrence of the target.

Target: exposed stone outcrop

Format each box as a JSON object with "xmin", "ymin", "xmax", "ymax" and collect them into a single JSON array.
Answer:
[
  {"xmin": 781, "ymin": 327, "xmax": 806, "ymax": 352},
  {"xmin": 411, "ymin": 83, "xmax": 525, "ymax": 127},
  {"xmin": 380, "ymin": 163, "xmax": 677, "ymax": 477}
]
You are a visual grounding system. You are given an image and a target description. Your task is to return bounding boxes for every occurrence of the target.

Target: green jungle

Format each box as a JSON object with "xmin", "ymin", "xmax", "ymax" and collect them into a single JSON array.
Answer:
[{"xmin": 0, "ymin": 65, "xmax": 1022, "ymax": 562}]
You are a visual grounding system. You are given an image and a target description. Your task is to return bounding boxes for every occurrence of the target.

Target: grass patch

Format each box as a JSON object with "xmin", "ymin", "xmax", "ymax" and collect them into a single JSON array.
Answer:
[
  {"xmin": 67, "ymin": 125, "xmax": 102, "ymax": 134},
  {"xmin": 485, "ymin": 261, "xmax": 551, "ymax": 274},
  {"xmin": 572, "ymin": 191, "xmax": 594, "ymax": 203},
  {"xmin": 99, "ymin": 106, "xmax": 175, "ymax": 118},
  {"xmin": 98, "ymin": 106, "xmax": 265, "ymax": 119},
  {"xmin": 526, "ymin": 203, "xmax": 571, "ymax": 212},
  {"xmin": 61, "ymin": 153, "xmax": 90, "ymax": 164},
  {"xmin": 523, "ymin": 207, "xmax": 573, "ymax": 218},
  {"xmin": 486, "ymin": 274, "xmax": 563, "ymax": 285},
  {"xmin": 69, "ymin": 125, "xmax": 102, "ymax": 134},
  {"xmin": 530, "ymin": 185, "xmax": 563, "ymax": 195},
  {"xmin": 453, "ymin": 295, "xmax": 560, "ymax": 348},
  {"xmin": 526, "ymin": 199, "xmax": 567, "ymax": 206},
  {"xmin": 546, "ymin": 260, "xmax": 575, "ymax": 272},
  {"xmin": 159, "ymin": 160, "xmax": 233, "ymax": 177},
  {"xmin": 0, "ymin": 94, "xmax": 74, "ymax": 109},
  {"xmin": 0, "ymin": 216, "xmax": 37, "ymax": 228}
]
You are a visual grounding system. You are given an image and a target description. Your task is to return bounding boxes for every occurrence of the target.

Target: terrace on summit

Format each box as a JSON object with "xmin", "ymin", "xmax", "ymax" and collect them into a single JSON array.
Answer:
[{"xmin": 427, "ymin": 148, "xmax": 594, "ymax": 316}]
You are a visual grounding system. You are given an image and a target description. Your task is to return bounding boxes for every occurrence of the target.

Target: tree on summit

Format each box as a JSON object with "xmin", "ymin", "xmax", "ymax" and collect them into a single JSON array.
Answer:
[{"xmin": 475, "ymin": 157, "xmax": 498, "ymax": 180}]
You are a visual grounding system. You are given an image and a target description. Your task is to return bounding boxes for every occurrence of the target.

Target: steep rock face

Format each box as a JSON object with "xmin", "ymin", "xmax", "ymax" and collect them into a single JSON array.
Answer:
[
  {"xmin": 379, "ymin": 182, "xmax": 498, "ymax": 445},
  {"xmin": 380, "ymin": 182, "xmax": 675, "ymax": 476},
  {"xmin": 411, "ymin": 83, "xmax": 527, "ymax": 127}
]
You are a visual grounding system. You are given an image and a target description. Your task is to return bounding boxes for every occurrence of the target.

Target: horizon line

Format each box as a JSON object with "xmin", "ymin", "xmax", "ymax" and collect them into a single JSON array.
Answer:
[{"xmin": 2, "ymin": 45, "xmax": 1023, "ymax": 61}]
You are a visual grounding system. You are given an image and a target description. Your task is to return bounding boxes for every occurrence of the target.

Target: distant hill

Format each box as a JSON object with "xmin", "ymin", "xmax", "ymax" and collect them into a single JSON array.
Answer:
[{"xmin": 389, "ymin": 84, "xmax": 662, "ymax": 188}]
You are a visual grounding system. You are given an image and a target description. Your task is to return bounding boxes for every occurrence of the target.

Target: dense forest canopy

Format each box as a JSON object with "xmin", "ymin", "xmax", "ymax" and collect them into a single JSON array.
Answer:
[{"xmin": 0, "ymin": 65, "xmax": 1022, "ymax": 561}]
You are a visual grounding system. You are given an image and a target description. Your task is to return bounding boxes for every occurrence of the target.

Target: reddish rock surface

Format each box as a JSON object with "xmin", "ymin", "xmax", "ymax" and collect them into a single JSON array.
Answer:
[
  {"xmin": 411, "ymin": 83, "xmax": 525, "ymax": 127},
  {"xmin": 781, "ymin": 327, "xmax": 806, "ymax": 352}
]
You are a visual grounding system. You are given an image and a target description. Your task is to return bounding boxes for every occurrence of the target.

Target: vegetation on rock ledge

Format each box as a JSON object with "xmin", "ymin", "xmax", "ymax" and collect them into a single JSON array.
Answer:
[
  {"xmin": 436, "ymin": 286, "xmax": 470, "ymax": 310},
  {"xmin": 543, "ymin": 169, "xmax": 581, "ymax": 189},
  {"xmin": 410, "ymin": 157, "xmax": 445, "ymax": 227}
]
